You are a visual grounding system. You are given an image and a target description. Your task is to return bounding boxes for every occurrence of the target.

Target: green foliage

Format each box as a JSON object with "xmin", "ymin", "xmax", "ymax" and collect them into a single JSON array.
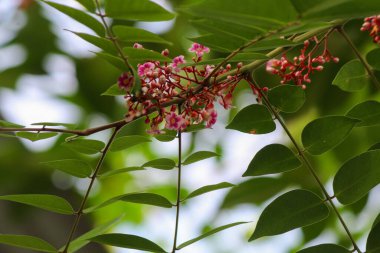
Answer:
[
  {"xmin": 268, "ymin": 85, "xmax": 305, "ymax": 113},
  {"xmin": 0, "ymin": 235, "xmax": 57, "ymax": 253},
  {"xmin": 183, "ymin": 182, "xmax": 234, "ymax": 200},
  {"xmin": 367, "ymin": 218, "xmax": 380, "ymax": 253},
  {"xmin": 113, "ymin": 26, "xmax": 172, "ymax": 45},
  {"xmin": 110, "ymin": 135, "xmax": 151, "ymax": 152},
  {"xmin": 62, "ymin": 139, "xmax": 105, "ymax": 154},
  {"xmin": 346, "ymin": 100, "xmax": 380, "ymax": 127},
  {"xmin": 333, "ymin": 59, "xmax": 369, "ymax": 92},
  {"xmin": 143, "ymin": 158, "xmax": 176, "ymax": 170},
  {"xmin": 42, "ymin": 159, "xmax": 92, "ymax": 178},
  {"xmin": 16, "ymin": 132, "xmax": 58, "ymax": 142},
  {"xmin": 367, "ymin": 48, "xmax": 380, "ymax": 70},
  {"xmin": 297, "ymin": 244, "xmax": 351, "ymax": 253},
  {"xmin": 182, "ymin": 151, "xmax": 219, "ymax": 165}
]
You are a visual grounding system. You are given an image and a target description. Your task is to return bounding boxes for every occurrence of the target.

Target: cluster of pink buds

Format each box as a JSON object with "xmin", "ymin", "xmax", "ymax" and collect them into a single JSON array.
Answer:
[
  {"xmin": 118, "ymin": 43, "xmax": 243, "ymax": 134},
  {"xmin": 361, "ymin": 15, "xmax": 380, "ymax": 44},
  {"xmin": 266, "ymin": 38, "xmax": 339, "ymax": 89}
]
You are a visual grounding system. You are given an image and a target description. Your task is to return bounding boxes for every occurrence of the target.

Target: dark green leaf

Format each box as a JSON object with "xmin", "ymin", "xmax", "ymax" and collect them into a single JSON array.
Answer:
[
  {"xmin": 76, "ymin": 0, "xmax": 96, "ymax": 12},
  {"xmin": 95, "ymin": 52, "xmax": 126, "ymax": 71},
  {"xmin": 367, "ymin": 221, "xmax": 380, "ymax": 253},
  {"xmin": 184, "ymin": 182, "xmax": 234, "ymax": 200},
  {"xmin": 249, "ymin": 189, "xmax": 329, "ymax": 241},
  {"xmin": 99, "ymin": 167, "xmax": 145, "ymax": 179},
  {"xmin": 113, "ymin": 26, "xmax": 171, "ymax": 45},
  {"xmin": 181, "ymin": 53, "xmax": 268, "ymax": 67},
  {"xmin": 367, "ymin": 48, "xmax": 380, "ymax": 71},
  {"xmin": 0, "ymin": 120, "xmax": 24, "ymax": 128},
  {"xmin": 16, "ymin": 132, "xmax": 58, "ymax": 142},
  {"xmin": 143, "ymin": 158, "xmax": 176, "ymax": 170},
  {"xmin": 243, "ymin": 144, "xmax": 302, "ymax": 176},
  {"xmin": 0, "ymin": 194, "xmax": 74, "ymax": 215},
  {"xmin": 188, "ymin": 34, "xmax": 246, "ymax": 53},
  {"xmin": 84, "ymin": 193, "xmax": 173, "ymax": 213},
  {"xmin": 297, "ymin": 244, "xmax": 351, "ymax": 253},
  {"xmin": 0, "ymin": 234, "xmax": 56, "ymax": 253},
  {"xmin": 153, "ymin": 130, "xmax": 177, "ymax": 142},
  {"xmin": 110, "ymin": 135, "xmax": 151, "ymax": 152},
  {"xmin": 246, "ymin": 39, "xmax": 300, "ymax": 52},
  {"xmin": 90, "ymin": 233, "xmax": 166, "ymax": 252},
  {"xmin": 69, "ymin": 31, "xmax": 116, "ymax": 54},
  {"xmin": 182, "ymin": 151, "xmax": 219, "ymax": 165},
  {"xmin": 177, "ymin": 222, "xmax": 249, "ymax": 250},
  {"xmin": 62, "ymin": 139, "xmax": 105, "ymax": 155},
  {"xmin": 268, "ymin": 85, "xmax": 306, "ymax": 113},
  {"xmin": 42, "ymin": 1, "xmax": 104, "ymax": 36},
  {"xmin": 226, "ymin": 104, "xmax": 276, "ymax": 134},
  {"xmin": 183, "ymin": 124, "xmax": 206, "ymax": 133},
  {"xmin": 333, "ymin": 150, "xmax": 380, "ymax": 205},
  {"xmin": 346, "ymin": 100, "xmax": 380, "ymax": 127},
  {"xmin": 301, "ymin": 116, "xmax": 359, "ymax": 155},
  {"xmin": 101, "ymin": 83, "xmax": 125, "ymax": 96},
  {"xmin": 332, "ymin": 59, "xmax": 369, "ymax": 92},
  {"xmin": 42, "ymin": 159, "xmax": 92, "ymax": 178},
  {"xmin": 123, "ymin": 47, "xmax": 171, "ymax": 65}
]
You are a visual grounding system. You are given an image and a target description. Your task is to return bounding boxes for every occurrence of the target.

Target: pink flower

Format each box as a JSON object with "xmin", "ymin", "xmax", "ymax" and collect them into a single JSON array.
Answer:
[
  {"xmin": 219, "ymin": 93, "xmax": 233, "ymax": 109},
  {"xmin": 201, "ymin": 106, "xmax": 218, "ymax": 128},
  {"xmin": 165, "ymin": 112, "xmax": 186, "ymax": 130},
  {"xmin": 171, "ymin": 55, "xmax": 185, "ymax": 72},
  {"xmin": 118, "ymin": 72, "xmax": 134, "ymax": 91},
  {"xmin": 189, "ymin": 43, "xmax": 210, "ymax": 58},
  {"xmin": 133, "ymin": 43, "xmax": 143, "ymax": 49},
  {"xmin": 138, "ymin": 62, "xmax": 155, "ymax": 77},
  {"xmin": 205, "ymin": 65, "xmax": 215, "ymax": 75}
]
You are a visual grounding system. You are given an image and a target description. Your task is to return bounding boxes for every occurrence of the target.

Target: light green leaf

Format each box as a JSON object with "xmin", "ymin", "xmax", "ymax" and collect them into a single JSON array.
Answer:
[
  {"xmin": 69, "ymin": 31, "xmax": 116, "ymax": 54},
  {"xmin": 346, "ymin": 100, "xmax": 380, "ymax": 127},
  {"xmin": 90, "ymin": 233, "xmax": 166, "ymax": 252},
  {"xmin": 0, "ymin": 194, "xmax": 74, "ymax": 215},
  {"xmin": 99, "ymin": 167, "xmax": 145, "ymax": 179},
  {"xmin": 332, "ymin": 59, "xmax": 369, "ymax": 92},
  {"xmin": 249, "ymin": 189, "xmax": 329, "ymax": 241},
  {"xmin": 182, "ymin": 151, "xmax": 219, "ymax": 165},
  {"xmin": 42, "ymin": 159, "xmax": 92, "ymax": 178},
  {"xmin": 113, "ymin": 26, "xmax": 171, "ymax": 45},
  {"xmin": 31, "ymin": 122, "xmax": 75, "ymax": 128},
  {"xmin": 153, "ymin": 130, "xmax": 177, "ymax": 142},
  {"xmin": 177, "ymin": 222, "xmax": 249, "ymax": 250},
  {"xmin": 183, "ymin": 182, "xmax": 234, "ymax": 200},
  {"xmin": 95, "ymin": 52, "xmax": 126, "ymax": 71},
  {"xmin": 143, "ymin": 158, "xmax": 176, "ymax": 170},
  {"xmin": 0, "ymin": 234, "xmax": 57, "ymax": 253},
  {"xmin": 123, "ymin": 47, "xmax": 171, "ymax": 65},
  {"xmin": 101, "ymin": 83, "xmax": 125, "ymax": 96},
  {"xmin": 110, "ymin": 135, "xmax": 151, "ymax": 152},
  {"xmin": 42, "ymin": 1, "xmax": 104, "ymax": 36},
  {"xmin": 367, "ymin": 48, "xmax": 380, "ymax": 71},
  {"xmin": 75, "ymin": 0, "xmax": 96, "ymax": 12},
  {"xmin": 84, "ymin": 193, "xmax": 173, "ymax": 213},
  {"xmin": 16, "ymin": 132, "xmax": 58, "ymax": 142},
  {"xmin": 0, "ymin": 120, "xmax": 24, "ymax": 128},
  {"xmin": 297, "ymin": 244, "xmax": 351, "ymax": 253},
  {"xmin": 226, "ymin": 104, "xmax": 276, "ymax": 134},
  {"xmin": 333, "ymin": 150, "xmax": 380, "ymax": 205},
  {"xmin": 268, "ymin": 85, "xmax": 306, "ymax": 113},
  {"xmin": 183, "ymin": 124, "xmax": 206, "ymax": 133},
  {"xmin": 367, "ymin": 221, "xmax": 380, "ymax": 253},
  {"xmin": 301, "ymin": 116, "xmax": 359, "ymax": 155},
  {"xmin": 62, "ymin": 139, "xmax": 105, "ymax": 155},
  {"xmin": 243, "ymin": 144, "xmax": 302, "ymax": 176}
]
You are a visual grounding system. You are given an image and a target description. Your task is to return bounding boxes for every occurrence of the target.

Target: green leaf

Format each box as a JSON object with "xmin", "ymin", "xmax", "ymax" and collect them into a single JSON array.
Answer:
[
  {"xmin": 123, "ymin": 47, "xmax": 171, "ymax": 65},
  {"xmin": 183, "ymin": 182, "xmax": 234, "ymax": 200},
  {"xmin": 332, "ymin": 59, "xmax": 369, "ymax": 92},
  {"xmin": 246, "ymin": 39, "xmax": 300, "ymax": 52},
  {"xmin": 0, "ymin": 120, "xmax": 24, "ymax": 128},
  {"xmin": 69, "ymin": 31, "xmax": 116, "ymax": 54},
  {"xmin": 76, "ymin": 0, "xmax": 96, "ymax": 12},
  {"xmin": 221, "ymin": 177, "xmax": 289, "ymax": 208},
  {"xmin": 226, "ymin": 104, "xmax": 276, "ymax": 134},
  {"xmin": 243, "ymin": 144, "xmax": 302, "ymax": 176},
  {"xmin": 110, "ymin": 135, "xmax": 151, "ymax": 152},
  {"xmin": 297, "ymin": 244, "xmax": 351, "ymax": 253},
  {"xmin": 42, "ymin": 159, "xmax": 92, "ymax": 178},
  {"xmin": 105, "ymin": 0, "xmax": 175, "ymax": 21},
  {"xmin": 249, "ymin": 189, "xmax": 329, "ymax": 241},
  {"xmin": 84, "ymin": 193, "xmax": 173, "ymax": 213},
  {"xmin": 143, "ymin": 158, "xmax": 176, "ymax": 170},
  {"xmin": 90, "ymin": 233, "xmax": 166, "ymax": 252},
  {"xmin": 181, "ymin": 53, "xmax": 268, "ymax": 67},
  {"xmin": 346, "ymin": 100, "xmax": 380, "ymax": 127},
  {"xmin": 42, "ymin": 1, "xmax": 104, "ymax": 36},
  {"xmin": 301, "ymin": 116, "xmax": 359, "ymax": 155},
  {"xmin": 182, "ymin": 151, "xmax": 219, "ymax": 165},
  {"xmin": 31, "ymin": 122, "xmax": 75, "ymax": 128},
  {"xmin": 0, "ymin": 194, "xmax": 74, "ymax": 215},
  {"xmin": 183, "ymin": 124, "xmax": 206, "ymax": 133},
  {"xmin": 62, "ymin": 139, "xmax": 105, "ymax": 155},
  {"xmin": 113, "ymin": 26, "xmax": 171, "ymax": 45},
  {"xmin": 153, "ymin": 130, "xmax": 177, "ymax": 142},
  {"xmin": 101, "ymin": 83, "xmax": 125, "ymax": 96},
  {"xmin": 188, "ymin": 34, "xmax": 246, "ymax": 53},
  {"xmin": 367, "ymin": 48, "xmax": 380, "ymax": 71},
  {"xmin": 268, "ymin": 85, "xmax": 306, "ymax": 113},
  {"xmin": 177, "ymin": 222, "xmax": 249, "ymax": 250},
  {"xmin": 95, "ymin": 52, "xmax": 126, "ymax": 71},
  {"xmin": 99, "ymin": 167, "xmax": 145, "ymax": 179},
  {"xmin": 367, "ymin": 221, "xmax": 380, "ymax": 253},
  {"xmin": 0, "ymin": 234, "xmax": 56, "ymax": 253},
  {"xmin": 62, "ymin": 215, "xmax": 124, "ymax": 253},
  {"xmin": 16, "ymin": 132, "xmax": 58, "ymax": 142},
  {"xmin": 333, "ymin": 150, "xmax": 380, "ymax": 205}
]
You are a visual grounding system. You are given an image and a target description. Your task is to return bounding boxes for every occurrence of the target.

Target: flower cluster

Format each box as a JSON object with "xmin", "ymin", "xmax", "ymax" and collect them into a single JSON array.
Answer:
[
  {"xmin": 118, "ymin": 43, "xmax": 242, "ymax": 134},
  {"xmin": 361, "ymin": 15, "xmax": 380, "ymax": 44},
  {"xmin": 266, "ymin": 38, "xmax": 339, "ymax": 89}
]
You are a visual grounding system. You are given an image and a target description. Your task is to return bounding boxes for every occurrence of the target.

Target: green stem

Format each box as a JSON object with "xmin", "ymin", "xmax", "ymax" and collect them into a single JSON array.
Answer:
[
  {"xmin": 338, "ymin": 26, "xmax": 380, "ymax": 90},
  {"xmin": 62, "ymin": 127, "xmax": 121, "ymax": 253},
  {"xmin": 250, "ymin": 77, "xmax": 362, "ymax": 253}
]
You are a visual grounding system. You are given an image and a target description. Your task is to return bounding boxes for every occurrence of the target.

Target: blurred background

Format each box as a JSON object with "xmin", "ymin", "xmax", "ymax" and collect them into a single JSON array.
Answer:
[{"xmin": 1, "ymin": 0, "xmax": 380, "ymax": 252}]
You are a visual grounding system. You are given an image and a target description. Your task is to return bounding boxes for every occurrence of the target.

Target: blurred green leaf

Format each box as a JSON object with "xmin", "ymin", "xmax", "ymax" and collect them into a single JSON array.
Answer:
[
  {"xmin": 154, "ymin": 130, "xmax": 177, "ymax": 142},
  {"xmin": 0, "ymin": 120, "xmax": 24, "ymax": 128},
  {"xmin": 31, "ymin": 122, "xmax": 75, "ymax": 128},
  {"xmin": 367, "ymin": 221, "xmax": 380, "ymax": 253},
  {"xmin": 123, "ymin": 47, "xmax": 171, "ymax": 64},
  {"xmin": 333, "ymin": 150, "xmax": 380, "ymax": 205},
  {"xmin": 42, "ymin": 159, "xmax": 92, "ymax": 178},
  {"xmin": 101, "ymin": 83, "xmax": 125, "ymax": 96},
  {"xmin": 297, "ymin": 244, "xmax": 351, "ymax": 253},
  {"xmin": 110, "ymin": 135, "xmax": 151, "ymax": 152},
  {"xmin": 226, "ymin": 104, "xmax": 276, "ymax": 134},
  {"xmin": 143, "ymin": 158, "xmax": 176, "ymax": 170},
  {"xmin": 246, "ymin": 39, "xmax": 300, "ymax": 52},
  {"xmin": 16, "ymin": 132, "xmax": 58, "ymax": 142},
  {"xmin": 249, "ymin": 189, "xmax": 329, "ymax": 241},
  {"xmin": 95, "ymin": 52, "xmax": 126, "ymax": 71},
  {"xmin": 62, "ymin": 139, "xmax": 105, "ymax": 154},
  {"xmin": 332, "ymin": 59, "xmax": 369, "ymax": 92},
  {"xmin": 346, "ymin": 100, "xmax": 380, "ymax": 127},
  {"xmin": 76, "ymin": 0, "xmax": 96, "ymax": 12},
  {"xmin": 367, "ymin": 48, "xmax": 380, "ymax": 71},
  {"xmin": 113, "ymin": 26, "xmax": 171, "ymax": 45},
  {"xmin": 0, "ymin": 194, "xmax": 74, "ymax": 215},
  {"xmin": 268, "ymin": 85, "xmax": 306, "ymax": 113},
  {"xmin": 99, "ymin": 167, "xmax": 145, "ymax": 179},
  {"xmin": 243, "ymin": 144, "xmax": 302, "ymax": 176},
  {"xmin": 182, "ymin": 151, "xmax": 219, "ymax": 165},
  {"xmin": 183, "ymin": 182, "xmax": 234, "ymax": 200},
  {"xmin": 301, "ymin": 116, "xmax": 359, "ymax": 155},
  {"xmin": 0, "ymin": 234, "xmax": 56, "ymax": 253},
  {"xmin": 69, "ymin": 31, "xmax": 116, "ymax": 54}
]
